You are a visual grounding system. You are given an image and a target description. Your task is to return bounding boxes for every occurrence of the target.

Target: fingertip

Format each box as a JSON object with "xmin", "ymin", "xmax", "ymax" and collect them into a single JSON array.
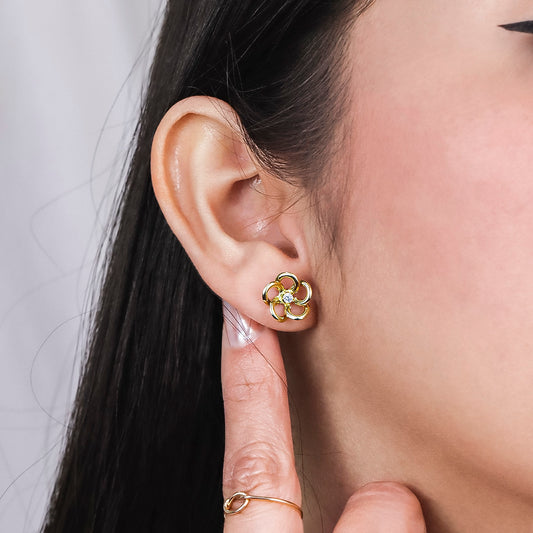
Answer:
[
  {"xmin": 348, "ymin": 481, "xmax": 423, "ymax": 509},
  {"xmin": 335, "ymin": 481, "xmax": 427, "ymax": 533},
  {"xmin": 222, "ymin": 301, "xmax": 264, "ymax": 349}
]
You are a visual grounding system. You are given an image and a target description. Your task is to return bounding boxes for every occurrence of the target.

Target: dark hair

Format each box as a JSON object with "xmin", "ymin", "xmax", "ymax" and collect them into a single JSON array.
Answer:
[{"xmin": 42, "ymin": 1, "xmax": 374, "ymax": 531}]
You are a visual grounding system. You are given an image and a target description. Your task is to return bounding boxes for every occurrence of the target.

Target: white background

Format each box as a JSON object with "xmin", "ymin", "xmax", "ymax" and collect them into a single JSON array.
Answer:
[{"xmin": 0, "ymin": 2, "xmax": 161, "ymax": 530}]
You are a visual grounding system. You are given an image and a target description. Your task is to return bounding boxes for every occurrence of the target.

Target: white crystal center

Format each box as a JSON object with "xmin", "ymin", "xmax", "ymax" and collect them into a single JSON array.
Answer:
[{"xmin": 281, "ymin": 291, "xmax": 294, "ymax": 304}]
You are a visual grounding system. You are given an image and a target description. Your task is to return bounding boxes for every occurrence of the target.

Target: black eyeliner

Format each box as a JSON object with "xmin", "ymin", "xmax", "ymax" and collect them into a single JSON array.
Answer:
[{"xmin": 499, "ymin": 20, "xmax": 533, "ymax": 34}]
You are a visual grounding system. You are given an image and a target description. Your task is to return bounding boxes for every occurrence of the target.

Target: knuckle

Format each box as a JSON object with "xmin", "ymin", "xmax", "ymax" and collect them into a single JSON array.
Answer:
[
  {"xmin": 223, "ymin": 375, "xmax": 270, "ymax": 404},
  {"xmin": 346, "ymin": 481, "xmax": 425, "ymax": 523},
  {"xmin": 223, "ymin": 441, "xmax": 294, "ymax": 494},
  {"xmin": 223, "ymin": 353, "xmax": 282, "ymax": 404}
]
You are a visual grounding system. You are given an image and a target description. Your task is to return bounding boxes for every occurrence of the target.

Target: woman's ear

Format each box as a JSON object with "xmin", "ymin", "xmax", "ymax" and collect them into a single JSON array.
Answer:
[{"xmin": 150, "ymin": 96, "xmax": 316, "ymax": 330}]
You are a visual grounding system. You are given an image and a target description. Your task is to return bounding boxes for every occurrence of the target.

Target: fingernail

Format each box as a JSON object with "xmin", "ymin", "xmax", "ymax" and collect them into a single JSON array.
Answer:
[{"xmin": 223, "ymin": 301, "xmax": 263, "ymax": 348}]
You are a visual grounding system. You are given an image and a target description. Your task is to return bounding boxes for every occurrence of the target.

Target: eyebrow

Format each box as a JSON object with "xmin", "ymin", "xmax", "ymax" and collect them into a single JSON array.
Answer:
[{"xmin": 499, "ymin": 20, "xmax": 533, "ymax": 33}]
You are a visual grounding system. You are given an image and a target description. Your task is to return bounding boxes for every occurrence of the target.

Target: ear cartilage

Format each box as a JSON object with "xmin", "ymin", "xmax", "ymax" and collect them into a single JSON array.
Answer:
[{"xmin": 262, "ymin": 272, "xmax": 312, "ymax": 322}]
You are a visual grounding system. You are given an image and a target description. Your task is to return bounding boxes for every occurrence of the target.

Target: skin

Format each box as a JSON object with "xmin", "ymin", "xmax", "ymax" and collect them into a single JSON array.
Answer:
[
  {"xmin": 285, "ymin": 2, "xmax": 533, "ymax": 531},
  {"xmin": 221, "ymin": 302, "xmax": 426, "ymax": 532},
  {"xmin": 151, "ymin": 1, "xmax": 533, "ymax": 531}
]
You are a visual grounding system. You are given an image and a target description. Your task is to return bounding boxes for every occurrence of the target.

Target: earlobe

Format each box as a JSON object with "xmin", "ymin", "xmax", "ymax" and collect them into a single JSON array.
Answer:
[{"xmin": 150, "ymin": 96, "xmax": 316, "ymax": 331}]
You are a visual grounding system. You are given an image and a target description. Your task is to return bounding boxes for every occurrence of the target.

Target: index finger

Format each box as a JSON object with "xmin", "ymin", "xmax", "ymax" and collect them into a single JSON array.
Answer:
[{"xmin": 221, "ymin": 302, "xmax": 303, "ymax": 533}]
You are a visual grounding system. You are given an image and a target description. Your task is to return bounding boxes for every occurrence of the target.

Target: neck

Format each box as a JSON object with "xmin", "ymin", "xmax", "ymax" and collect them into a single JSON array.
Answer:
[{"xmin": 280, "ymin": 330, "xmax": 533, "ymax": 533}]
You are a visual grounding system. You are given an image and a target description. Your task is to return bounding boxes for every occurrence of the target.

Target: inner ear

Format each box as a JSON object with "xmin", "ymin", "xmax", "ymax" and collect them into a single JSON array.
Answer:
[{"xmin": 216, "ymin": 173, "xmax": 298, "ymax": 258}]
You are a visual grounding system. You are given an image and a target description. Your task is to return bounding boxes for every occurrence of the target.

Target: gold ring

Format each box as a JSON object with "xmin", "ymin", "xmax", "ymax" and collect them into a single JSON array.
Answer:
[{"xmin": 223, "ymin": 491, "xmax": 303, "ymax": 518}]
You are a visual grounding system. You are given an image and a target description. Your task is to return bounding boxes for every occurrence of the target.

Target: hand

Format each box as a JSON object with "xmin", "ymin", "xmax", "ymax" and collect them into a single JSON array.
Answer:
[{"xmin": 221, "ymin": 302, "xmax": 427, "ymax": 532}]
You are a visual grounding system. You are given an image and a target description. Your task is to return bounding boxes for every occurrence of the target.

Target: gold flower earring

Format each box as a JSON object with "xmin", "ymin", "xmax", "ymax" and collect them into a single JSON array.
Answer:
[{"xmin": 262, "ymin": 272, "xmax": 312, "ymax": 322}]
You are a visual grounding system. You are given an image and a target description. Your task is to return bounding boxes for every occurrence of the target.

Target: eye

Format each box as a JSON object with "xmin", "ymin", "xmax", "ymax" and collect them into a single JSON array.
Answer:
[{"xmin": 499, "ymin": 20, "xmax": 533, "ymax": 34}]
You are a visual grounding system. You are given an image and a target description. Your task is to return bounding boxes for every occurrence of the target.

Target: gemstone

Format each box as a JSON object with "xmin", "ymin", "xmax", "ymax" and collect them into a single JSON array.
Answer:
[{"xmin": 281, "ymin": 291, "xmax": 294, "ymax": 304}]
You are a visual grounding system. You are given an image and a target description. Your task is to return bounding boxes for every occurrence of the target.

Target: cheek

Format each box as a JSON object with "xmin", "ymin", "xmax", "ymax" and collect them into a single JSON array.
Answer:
[
  {"xmin": 341, "ymin": 88, "xmax": 533, "ymax": 483},
  {"xmin": 354, "ymin": 93, "xmax": 533, "ymax": 319}
]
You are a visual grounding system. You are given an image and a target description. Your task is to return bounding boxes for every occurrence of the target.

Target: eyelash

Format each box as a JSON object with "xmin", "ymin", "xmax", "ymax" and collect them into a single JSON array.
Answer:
[{"xmin": 499, "ymin": 20, "xmax": 533, "ymax": 34}]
